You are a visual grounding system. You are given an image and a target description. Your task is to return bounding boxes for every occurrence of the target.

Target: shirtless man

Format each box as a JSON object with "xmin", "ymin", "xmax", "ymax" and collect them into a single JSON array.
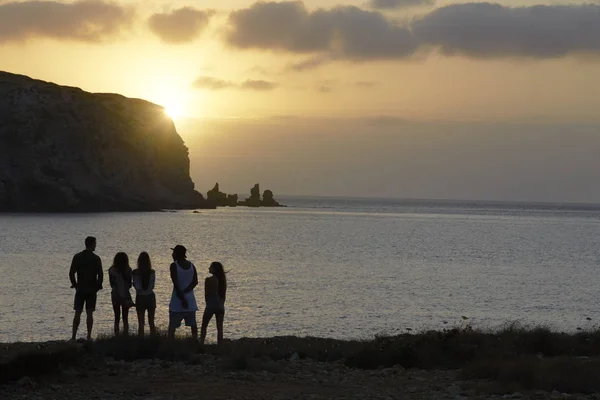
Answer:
[{"xmin": 69, "ymin": 236, "xmax": 103, "ymax": 341}]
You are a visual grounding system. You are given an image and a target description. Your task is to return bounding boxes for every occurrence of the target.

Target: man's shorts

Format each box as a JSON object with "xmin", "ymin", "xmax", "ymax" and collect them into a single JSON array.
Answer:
[
  {"xmin": 169, "ymin": 311, "xmax": 196, "ymax": 328},
  {"xmin": 74, "ymin": 291, "xmax": 97, "ymax": 312}
]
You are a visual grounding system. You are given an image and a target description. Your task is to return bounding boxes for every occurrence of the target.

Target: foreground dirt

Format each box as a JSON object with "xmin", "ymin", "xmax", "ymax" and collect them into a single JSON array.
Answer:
[{"xmin": 2, "ymin": 355, "xmax": 600, "ymax": 400}]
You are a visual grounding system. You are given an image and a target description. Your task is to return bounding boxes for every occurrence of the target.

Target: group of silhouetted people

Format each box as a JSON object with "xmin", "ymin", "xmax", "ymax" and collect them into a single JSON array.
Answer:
[{"xmin": 69, "ymin": 236, "xmax": 227, "ymax": 345}]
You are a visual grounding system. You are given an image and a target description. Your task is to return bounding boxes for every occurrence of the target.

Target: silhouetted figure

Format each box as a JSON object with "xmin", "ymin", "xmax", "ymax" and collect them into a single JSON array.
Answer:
[
  {"xmin": 109, "ymin": 252, "xmax": 134, "ymax": 336},
  {"xmin": 69, "ymin": 236, "xmax": 103, "ymax": 341},
  {"xmin": 168, "ymin": 245, "xmax": 199, "ymax": 339},
  {"xmin": 133, "ymin": 252, "xmax": 156, "ymax": 337},
  {"xmin": 200, "ymin": 262, "xmax": 227, "ymax": 345}
]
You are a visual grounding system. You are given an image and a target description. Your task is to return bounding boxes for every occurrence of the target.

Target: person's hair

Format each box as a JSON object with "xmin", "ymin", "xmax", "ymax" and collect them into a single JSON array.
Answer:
[
  {"xmin": 137, "ymin": 252, "xmax": 153, "ymax": 290},
  {"xmin": 112, "ymin": 252, "xmax": 130, "ymax": 278},
  {"xmin": 211, "ymin": 262, "xmax": 227, "ymax": 301},
  {"xmin": 85, "ymin": 236, "xmax": 96, "ymax": 248}
]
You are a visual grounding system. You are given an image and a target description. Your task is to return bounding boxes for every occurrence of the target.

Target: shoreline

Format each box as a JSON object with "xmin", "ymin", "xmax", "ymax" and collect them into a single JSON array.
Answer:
[{"xmin": 3, "ymin": 327, "xmax": 600, "ymax": 398}]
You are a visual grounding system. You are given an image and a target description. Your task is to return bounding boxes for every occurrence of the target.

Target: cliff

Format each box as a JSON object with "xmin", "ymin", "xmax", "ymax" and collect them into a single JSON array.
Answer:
[{"xmin": 0, "ymin": 71, "xmax": 212, "ymax": 212}]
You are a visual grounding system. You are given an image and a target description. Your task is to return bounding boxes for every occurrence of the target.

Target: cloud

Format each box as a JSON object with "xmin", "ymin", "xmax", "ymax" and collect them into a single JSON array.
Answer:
[
  {"xmin": 193, "ymin": 76, "xmax": 278, "ymax": 91},
  {"xmin": 192, "ymin": 76, "xmax": 234, "ymax": 90},
  {"xmin": 412, "ymin": 3, "xmax": 600, "ymax": 59},
  {"xmin": 369, "ymin": 0, "xmax": 434, "ymax": 10},
  {"xmin": 225, "ymin": 1, "xmax": 417, "ymax": 60},
  {"xmin": 287, "ymin": 55, "xmax": 330, "ymax": 72},
  {"xmin": 224, "ymin": 1, "xmax": 600, "ymax": 62},
  {"xmin": 148, "ymin": 7, "xmax": 214, "ymax": 44},
  {"xmin": 240, "ymin": 80, "xmax": 278, "ymax": 91},
  {"xmin": 246, "ymin": 66, "xmax": 274, "ymax": 76},
  {"xmin": 0, "ymin": 0, "xmax": 133, "ymax": 43}
]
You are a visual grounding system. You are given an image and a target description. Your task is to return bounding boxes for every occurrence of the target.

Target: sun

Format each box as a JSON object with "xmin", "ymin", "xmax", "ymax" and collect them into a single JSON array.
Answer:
[
  {"xmin": 160, "ymin": 95, "xmax": 188, "ymax": 120},
  {"xmin": 164, "ymin": 104, "xmax": 183, "ymax": 119}
]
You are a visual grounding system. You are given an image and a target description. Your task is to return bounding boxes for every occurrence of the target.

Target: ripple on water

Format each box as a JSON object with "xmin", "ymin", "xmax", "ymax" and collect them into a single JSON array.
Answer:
[{"xmin": 1, "ymin": 201, "xmax": 600, "ymax": 342}]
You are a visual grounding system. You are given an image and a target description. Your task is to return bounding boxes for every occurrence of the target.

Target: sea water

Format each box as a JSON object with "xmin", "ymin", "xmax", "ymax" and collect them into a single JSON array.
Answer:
[{"xmin": 1, "ymin": 196, "xmax": 600, "ymax": 343}]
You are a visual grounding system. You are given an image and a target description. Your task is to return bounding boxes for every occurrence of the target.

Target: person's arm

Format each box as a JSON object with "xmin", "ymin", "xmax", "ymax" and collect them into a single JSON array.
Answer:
[
  {"xmin": 97, "ymin": 258, "xmax": 103, "ymax": 291},
  {"xmin": 69, "ymin": 255, "xmax": 78, "ymax": 288},
  {"xmin": 170, "ymin": 263, "xmax": 188, "ymax": 308},
  {"xmin": 149, "ymin": 271, "xmax": 155, "ymax": 291},
  {"xmin": 132, "ymin": 274, "xmax": 140, "ymax": 291},
  {"xmin": 170, "ymin": 263, "xmax": 184, "ymax": 300},
  {"xmin": 183, "ymin": 265, "xmax": 198, "ymax": 293},
  {"xmin": 109, "ymin": 268, "xmax": 116, "ymax": 289},
  {"xmin": 126, "ymin": 269, "xmax": 133, "ymax": 289}
]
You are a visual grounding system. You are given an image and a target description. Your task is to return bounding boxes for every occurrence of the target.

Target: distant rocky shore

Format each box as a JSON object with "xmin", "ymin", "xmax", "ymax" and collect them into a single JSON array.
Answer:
[{"xmin": 206, "ymin": 183, "xmax": 285, "ymax": 208}]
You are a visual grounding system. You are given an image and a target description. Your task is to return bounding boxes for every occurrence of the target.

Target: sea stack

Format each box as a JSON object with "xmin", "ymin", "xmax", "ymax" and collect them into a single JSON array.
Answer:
[
  {"xmin": 0, "ymin": 71, "xmax": 212, "ymax": 212},
  {"xmin": 238, "ymin": 184, "xmax": 284, "ymax": 207}
]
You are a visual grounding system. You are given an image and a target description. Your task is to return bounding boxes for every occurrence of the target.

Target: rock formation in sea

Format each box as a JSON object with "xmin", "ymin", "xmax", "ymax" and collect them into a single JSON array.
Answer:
[
  {"xmin": 226, "ymin": 194, "xmax": 238, "ymax": 207},
  {"xmin": 261, "ymin": 189, "xmax": 281, "ymax": 207},
  {"xmin": 0, "ymin": 71, "xmax": 212, "ymax": 212},
  {"xmin": 206, "ymin": 183, "xmax": 228, "ymax": 207},
  {"xmin": 240, "ymin": 184, "xmax": 262, "ymax": 207},
  {"xmin": 238, "ymin": 184, "xmax": 284, "ymax": 207}
]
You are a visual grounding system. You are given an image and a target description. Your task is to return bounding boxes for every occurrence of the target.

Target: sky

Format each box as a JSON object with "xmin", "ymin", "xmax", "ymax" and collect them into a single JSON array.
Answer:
[{"xmin": 2, "ymin": 0, "xmax": 600, "ymax": 202}]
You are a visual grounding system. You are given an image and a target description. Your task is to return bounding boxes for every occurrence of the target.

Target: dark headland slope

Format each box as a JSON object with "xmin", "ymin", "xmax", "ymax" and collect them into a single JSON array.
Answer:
[{"xmin": 0, "ymin": 72, "xmax": 211, "ymax": 212}]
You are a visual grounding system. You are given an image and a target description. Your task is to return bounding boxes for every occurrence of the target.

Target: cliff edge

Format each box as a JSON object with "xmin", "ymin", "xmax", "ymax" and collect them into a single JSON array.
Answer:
[{"xmin": 0, "ymin": 72, "xmax": 212, "ymax": 212}]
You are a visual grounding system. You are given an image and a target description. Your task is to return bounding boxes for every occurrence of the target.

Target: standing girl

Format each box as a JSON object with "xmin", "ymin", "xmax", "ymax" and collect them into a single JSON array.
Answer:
[
  {"xmin": 133, "ymin": 252, "xmax": 156, "ymax": 337},
  {"xmin": 109, "ymin": 252, "xmax": 133, "ymax": 336},
  {"xmin": 200, "ymin": 262, "xmax": 227, "ymax": 345}
]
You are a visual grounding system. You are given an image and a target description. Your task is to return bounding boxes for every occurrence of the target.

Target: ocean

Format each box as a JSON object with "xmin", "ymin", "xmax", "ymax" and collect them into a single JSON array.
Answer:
[{"xmin": 1, "ymin": 196, "xmax": 600, "ymax": 343}]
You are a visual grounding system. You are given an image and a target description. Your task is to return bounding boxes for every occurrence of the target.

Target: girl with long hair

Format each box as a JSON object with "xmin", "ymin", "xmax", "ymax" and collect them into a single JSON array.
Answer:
[
  {"xmin": 108, "ymin": 252, "xmax": 134, "ymax": 336},
  {"xmin": 133, "ymin": 252, "xmax": 156, "ymax": 336},
  {"xmin": 200, "ymin": 261, "xmax": 227, "ymax": 345}
]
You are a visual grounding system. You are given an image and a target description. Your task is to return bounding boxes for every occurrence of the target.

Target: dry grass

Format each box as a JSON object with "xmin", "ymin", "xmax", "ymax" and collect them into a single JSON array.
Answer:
[
  {"xmin": 4, "ymin": 324, "xmax": 600, "ymax": 393},
  {"xmin": 0, "ymin": 342, "xmax": 84, "ymax": 383}
]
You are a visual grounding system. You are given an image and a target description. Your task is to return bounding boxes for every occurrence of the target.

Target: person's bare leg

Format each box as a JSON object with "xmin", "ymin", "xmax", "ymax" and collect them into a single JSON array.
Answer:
[
  {"xmin": 113, "ymin": 303, "xmax": 121, "ymax": 336},
  {"xmin": 200, "ymin": 309, "xmax": 212, "ymax": 345},
  {"xmin": 86, "ymin": 310, "xmax": 94, "ymax": 341},
  {"xmin": 137, "ymin": 308, "xmax": 145, "ymax": 337},
  {"xmin": 71, "ymin": 310, "xmax": 82, "ymax": 341},
  {"xmin": 123, "ymin": 306, "xmax": 129, "ymax": 336},
  {"xmin": 216, "ymin": 312, "xmax": 224, "ymax": 345},
  {"xmin": 148, "ymin": 308, "xmax": 156, "ymax": 336}
]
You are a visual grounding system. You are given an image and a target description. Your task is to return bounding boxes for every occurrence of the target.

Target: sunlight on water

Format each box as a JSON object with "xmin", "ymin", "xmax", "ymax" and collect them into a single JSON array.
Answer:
[{"xmin": 1, "ymin": 197, "xmax": 600, "ymax": 343}]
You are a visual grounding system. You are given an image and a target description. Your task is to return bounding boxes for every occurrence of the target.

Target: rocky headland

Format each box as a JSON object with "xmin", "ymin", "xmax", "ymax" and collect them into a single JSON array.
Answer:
[{"xmin": 0, "ymin": 72, "xmax": 212, "ymax": 212}]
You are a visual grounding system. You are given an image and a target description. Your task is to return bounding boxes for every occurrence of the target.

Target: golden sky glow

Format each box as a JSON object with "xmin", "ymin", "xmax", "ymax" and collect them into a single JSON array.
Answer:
[
  {"xmin": 2, "ymin": 0, "xmax": 600, "ymax": 122},
  {"xmin": 3, "ymin": 0, "xmax": 600, "ymax": 202}
]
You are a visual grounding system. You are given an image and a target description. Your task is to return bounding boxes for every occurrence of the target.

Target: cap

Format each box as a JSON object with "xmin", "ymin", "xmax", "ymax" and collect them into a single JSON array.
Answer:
[{"xmin": 171, "ymin": 245, "xmax": 187, "ymax": 255}]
